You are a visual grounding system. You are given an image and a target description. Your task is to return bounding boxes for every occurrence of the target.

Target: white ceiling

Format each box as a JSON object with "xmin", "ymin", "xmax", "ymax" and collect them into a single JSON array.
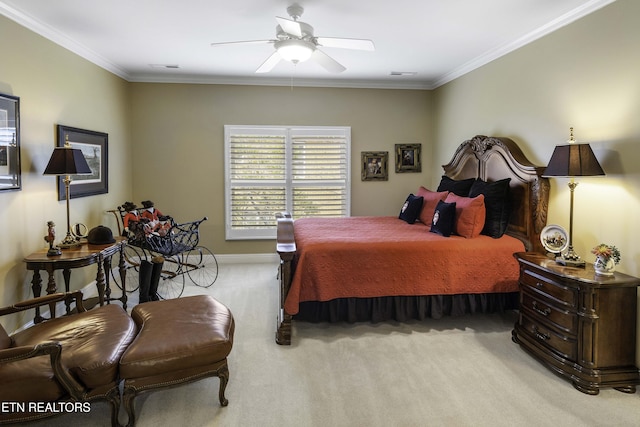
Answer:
[{"xmin": 0, "ymin": 0, "xmax": 615, "ymax": 89}]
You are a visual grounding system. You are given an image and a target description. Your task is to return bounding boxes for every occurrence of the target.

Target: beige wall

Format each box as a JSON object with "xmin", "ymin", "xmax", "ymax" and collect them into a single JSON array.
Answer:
[
  {"xmin": 0, "ymin": 16, "xmax": 131, "ymax": 332},
  {"xmin": 433, "ymin": 0, "xmax": 640, "ymax": 360},
  {"xmin": 129, "ymin": 83, "xmax": 433, "ymax": 254}
]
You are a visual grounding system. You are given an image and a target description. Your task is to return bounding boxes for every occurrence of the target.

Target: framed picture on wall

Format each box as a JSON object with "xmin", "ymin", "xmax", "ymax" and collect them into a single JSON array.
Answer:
[
  {"xmin": 0, "ymin": 93, "xmax": 21, "ymax": 191},
  {"xmin": 361, "ymin": 151, "xmax": 388, "ymax": 181},
  {"xmin": 56, "ymin": 125, "xmax": 109, "ymax": 200},
  {"xmin": 395, "ymin": 143, "xmax": 421, "ymax": 173}
]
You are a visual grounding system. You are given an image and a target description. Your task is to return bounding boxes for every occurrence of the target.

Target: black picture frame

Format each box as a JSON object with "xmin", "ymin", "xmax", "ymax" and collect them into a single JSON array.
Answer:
[
  {"xmin": 0, "ymin": 93, "xmax": 21, "ymax": 192},
  {"xmin": 56, "ymin": 125, "xmax": 108, "ymax": 200},
  {"xmin": 361, "ymin": 151, "xmax": 388, "ymax": 181},
  {"xmin": 395, "ymin": 143, "xmax": 422, "ymax": 173}
]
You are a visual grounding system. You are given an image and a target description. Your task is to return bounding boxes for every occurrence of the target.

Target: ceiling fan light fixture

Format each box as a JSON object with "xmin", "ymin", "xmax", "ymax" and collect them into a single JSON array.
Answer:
[{"xmin": 275, "ymin": 39, "xmax": 314, "ymax": 64}]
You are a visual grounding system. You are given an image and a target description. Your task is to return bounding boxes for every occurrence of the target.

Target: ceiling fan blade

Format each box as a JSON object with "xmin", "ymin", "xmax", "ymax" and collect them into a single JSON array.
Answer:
[
  {"xmin": 256, "ymin": 51, "xmax": 282, "ymax": 73},
  {"xmin": 315, "ymin": 37, "xmax": 375, "ymax": 51},
  {"xmin": 211, "ymin": 40, "xmax": 274, "ymax": 47},
  {"xmin": 275, "ymin": 16, "xmax": 303, "ymax": 37},
  {"xmin": 311, "ymin": 49, "xmax": 346, "ymax": 73}
]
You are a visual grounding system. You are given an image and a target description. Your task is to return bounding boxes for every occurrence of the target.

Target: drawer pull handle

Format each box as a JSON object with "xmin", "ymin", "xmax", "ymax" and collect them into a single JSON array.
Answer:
[
  {"xmin": 532, "ymin": 325, "xmax": 550, "ymax": 341},
  {"xmin": 532, "ymin": 301, "xmax": 551, "ymax": 317},
  {"xmin": 535, "ymin": 281, "xmax": 544, "ymax": 288}
]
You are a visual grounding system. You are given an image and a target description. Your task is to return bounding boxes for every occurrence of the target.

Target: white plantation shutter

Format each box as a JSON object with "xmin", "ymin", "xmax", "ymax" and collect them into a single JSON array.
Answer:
[
  {"xmin": 225, "ymin": 125, "xmax": 350, "ymax": 240},
  {"xmin": 290, "ymin": 129, "xmax": 349, "ymax": 218}
]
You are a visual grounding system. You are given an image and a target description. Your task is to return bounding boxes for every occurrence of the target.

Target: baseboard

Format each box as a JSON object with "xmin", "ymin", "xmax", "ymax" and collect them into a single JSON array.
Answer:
[{"xmin": 216, "ymin": 253, "xmax": 280, "ymax": 264}]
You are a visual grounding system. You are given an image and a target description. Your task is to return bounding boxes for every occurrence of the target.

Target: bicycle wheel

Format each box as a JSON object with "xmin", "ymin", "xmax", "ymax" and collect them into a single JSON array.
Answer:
[
  {"xmin": 185, "ymin": 246, "xmax": 219, "ymax": 288},
  {"xmin": 155, "ymin": 254, "xmax": 185, "ymax": 300},
  {"xmin": 110, "ymin": 244, "xmax": 144, "ymax": 292}
]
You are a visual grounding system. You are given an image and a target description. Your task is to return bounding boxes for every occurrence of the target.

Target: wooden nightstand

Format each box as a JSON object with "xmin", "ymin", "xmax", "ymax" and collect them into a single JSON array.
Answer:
[{"xmin": 512, "ymin": 252, "xmax": 640, "ymax": 395}]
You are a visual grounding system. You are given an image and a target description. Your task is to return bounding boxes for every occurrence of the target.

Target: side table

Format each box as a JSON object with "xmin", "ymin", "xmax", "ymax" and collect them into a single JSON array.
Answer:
[
  {"xmin": 24, "ymin": 237, "xmax": 128, "ymax": 322},
  {"xmin": 512, "ymin": 251, "xmax": 640, "ymax": 395}
]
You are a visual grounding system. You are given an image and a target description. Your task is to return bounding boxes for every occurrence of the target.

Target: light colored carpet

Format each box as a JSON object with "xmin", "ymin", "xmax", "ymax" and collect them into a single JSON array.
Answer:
[{"xmin": 23, "ymin": 262, "xmax": 640, "ymax": 426}]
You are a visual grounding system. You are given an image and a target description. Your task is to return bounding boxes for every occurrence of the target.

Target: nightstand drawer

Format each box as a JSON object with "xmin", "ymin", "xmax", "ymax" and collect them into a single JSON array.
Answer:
[
  {"xmin": 521, "ymin": 291, "xmax": 577, "ymax": 335},
  {"xmin": 520, "ymin": 268, "xmax": 576, "ymax": 308},
  {"xmin": 521, "ymin": 313, "xmax": 577, "ymax": 361}
]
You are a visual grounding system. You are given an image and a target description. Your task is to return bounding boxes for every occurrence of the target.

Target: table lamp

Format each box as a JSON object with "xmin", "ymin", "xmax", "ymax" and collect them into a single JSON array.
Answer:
[
  {"xmin": 542, "ymin": 128, "xmax": 605, "ymax": 266},
  {"xmin": 43, "ymin": 136, "xmax": 92, "ymax": 248}
]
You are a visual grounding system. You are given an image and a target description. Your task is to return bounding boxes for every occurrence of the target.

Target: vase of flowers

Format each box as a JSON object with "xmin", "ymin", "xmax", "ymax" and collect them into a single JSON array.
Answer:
[{"xmin": 591, "ymin": 243, "xmax": 621, "ymax": 276}]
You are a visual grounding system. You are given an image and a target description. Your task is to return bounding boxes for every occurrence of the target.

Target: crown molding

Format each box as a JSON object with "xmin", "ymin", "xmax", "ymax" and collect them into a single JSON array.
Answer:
[
  {"xmin": 432, "ymin": 0, "xmax": 617, "ymax": 88},
  {"xmin": 0, "ymin": 1, "xmax": 130, "ymax": 80},
  {"xmin": 127, "ymin": 73, "xmax": 433, "ymax": 90}
]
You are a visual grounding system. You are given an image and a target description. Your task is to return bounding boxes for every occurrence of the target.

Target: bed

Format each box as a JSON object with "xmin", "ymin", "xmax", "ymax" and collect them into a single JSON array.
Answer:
[{"xmin": 275, "ymin": 135, "xmax": 549, "ymax": 345}]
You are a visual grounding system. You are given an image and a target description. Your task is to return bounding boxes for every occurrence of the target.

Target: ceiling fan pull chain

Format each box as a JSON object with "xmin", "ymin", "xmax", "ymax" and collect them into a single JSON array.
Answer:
[{"xmin": 291, "ymin": 64, "xmax": 296, "ymax": 91}]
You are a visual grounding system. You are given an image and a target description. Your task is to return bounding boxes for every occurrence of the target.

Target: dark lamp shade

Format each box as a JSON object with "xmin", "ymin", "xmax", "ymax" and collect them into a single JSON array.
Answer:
[
  {"xmin": 542, "ymin": 143, "xmax": 605, "ymax": 177},
  {"xmin": 43, "ymin": 147, "xmax": 92, "ymax": 175}
]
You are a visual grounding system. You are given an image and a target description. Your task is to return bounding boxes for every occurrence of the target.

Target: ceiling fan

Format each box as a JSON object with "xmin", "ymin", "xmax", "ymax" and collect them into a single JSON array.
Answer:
[{"xmin": 210, "ymin": 3, "xmax": 375, "ymax": 74}]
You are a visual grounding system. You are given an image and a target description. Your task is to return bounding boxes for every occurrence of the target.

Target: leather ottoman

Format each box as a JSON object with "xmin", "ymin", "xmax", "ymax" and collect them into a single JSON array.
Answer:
[{"xmin": 119, "ymin": 295, "xmax": 234, "ymax": 426}]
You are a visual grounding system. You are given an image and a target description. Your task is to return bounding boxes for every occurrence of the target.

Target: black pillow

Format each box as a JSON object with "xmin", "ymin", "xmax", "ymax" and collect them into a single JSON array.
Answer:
[
  {"xmin": 430, "ymin": 200, "xmax": 456, "ymax": 237},
  {"xmin": 437, "ymin": 176, "xmax": 475, "ymax": 196},
  {"xmin": 399, "ymin": 194, "xmax": 424, "ymax": 224},
  {"xmin": 469, "ymin": 178, "xmax": 511, "ymax": 238}
]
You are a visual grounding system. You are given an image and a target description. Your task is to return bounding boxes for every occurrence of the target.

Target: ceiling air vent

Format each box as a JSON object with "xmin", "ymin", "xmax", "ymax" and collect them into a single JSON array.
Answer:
[
  {"xmin": 149, "ymin": 64, "xmax": 180, "ymax": 69},
  {"xmin": 390, "ymin": 71, "xmax": 417, "ymax": 76}
]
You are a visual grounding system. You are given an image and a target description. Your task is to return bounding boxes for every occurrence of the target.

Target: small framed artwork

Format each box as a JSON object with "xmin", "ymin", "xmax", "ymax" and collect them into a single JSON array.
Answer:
[
  {"xmin": 361, "ymin": 151, "xmax": 388, "ymax": 181},
  {"xmin": 0, "ymin": 93, "xmax": 21, "ymax": 192},
  {"xmin": 395, "ymin": 143, "xmax": 421, "ymax": 173},
  {"xmin": 56, "ymin": 125, "xmax": 108, "ymax": 200}
]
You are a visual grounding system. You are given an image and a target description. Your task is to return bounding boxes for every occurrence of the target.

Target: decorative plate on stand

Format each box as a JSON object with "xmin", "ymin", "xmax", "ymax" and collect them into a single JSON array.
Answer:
[{"xmin": 540, "ymin": 224, "xmax": 569, "ymax": 254}]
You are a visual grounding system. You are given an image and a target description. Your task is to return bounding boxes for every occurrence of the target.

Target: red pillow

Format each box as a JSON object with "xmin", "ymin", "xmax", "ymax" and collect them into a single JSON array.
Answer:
[
  {"xmin": 416, "ymin": 187, "xmax": 449, "ymax": 224},
  {"xmin": 444, "ymin": 193, "xmax": 486, "ymax": 238}
]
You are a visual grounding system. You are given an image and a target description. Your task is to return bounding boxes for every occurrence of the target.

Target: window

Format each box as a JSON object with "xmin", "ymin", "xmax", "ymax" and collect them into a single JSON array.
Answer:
[{"xmin": 224, "ymin": 125, "xmax": 351, "ymax": 240}]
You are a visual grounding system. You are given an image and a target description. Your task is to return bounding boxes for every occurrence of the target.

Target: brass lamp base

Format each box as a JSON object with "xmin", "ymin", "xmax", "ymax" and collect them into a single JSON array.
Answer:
[
  {"xmin": 555, "ymin": 245, "xmax": 586, "ymax": 268},
  {"xmin": 58, "ymin": 233, "xmax": 82, "ymax": 249},
  {"xmin": 555, "ymin": 256, "xmax": 586, "ymax": 268}
]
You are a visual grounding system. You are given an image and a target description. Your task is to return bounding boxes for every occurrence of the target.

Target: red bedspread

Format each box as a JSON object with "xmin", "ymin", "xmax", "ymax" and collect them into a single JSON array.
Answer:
[{"xmin": 284, "ymin": 216, "xmax": 525, "ymax": 315}]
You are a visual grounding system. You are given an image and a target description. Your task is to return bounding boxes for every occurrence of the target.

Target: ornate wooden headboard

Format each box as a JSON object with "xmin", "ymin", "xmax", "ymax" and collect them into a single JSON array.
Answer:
[{"xmin": 442, "ymin": 135, "xmax": 549, "ymax": 253}]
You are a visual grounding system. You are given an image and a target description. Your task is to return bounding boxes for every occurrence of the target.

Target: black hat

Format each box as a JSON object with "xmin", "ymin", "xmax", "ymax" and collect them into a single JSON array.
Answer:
[
  {"xmin": 141, "ymin": 200, "xmax": 154, "ymax": 209},
  {"xmin": 122, "ymin": 201, "xmax": 137, "ymax": 212},
  {"xmin": 87, "ymin": 225, "xmax": 116, "ymax": 245}
]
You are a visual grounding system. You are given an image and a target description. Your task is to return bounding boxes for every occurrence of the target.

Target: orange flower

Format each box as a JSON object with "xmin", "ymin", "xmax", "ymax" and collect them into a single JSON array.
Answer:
[{"xmin": 591, "ymin": 243, "xmax": 621, "ymax": 264}]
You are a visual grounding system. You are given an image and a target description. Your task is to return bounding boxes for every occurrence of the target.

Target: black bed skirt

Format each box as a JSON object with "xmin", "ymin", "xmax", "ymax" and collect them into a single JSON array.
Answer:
[{"xmin": 293, "ymin": 292, "xmax": 519, "ymax": 323}]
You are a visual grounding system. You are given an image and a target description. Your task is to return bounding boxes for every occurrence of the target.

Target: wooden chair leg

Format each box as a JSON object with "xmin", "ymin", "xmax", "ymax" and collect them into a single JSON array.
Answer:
[
  {"xmin": 105, "ymin": 387, "xmax": 122, "ymax": 427},
  {"xmin": 218, "ymin": 362, "xmax": 229, "ymax": 406},
  {"xmin": 122, "ymin": 386, "xmax": 137, "ymax": 427}
]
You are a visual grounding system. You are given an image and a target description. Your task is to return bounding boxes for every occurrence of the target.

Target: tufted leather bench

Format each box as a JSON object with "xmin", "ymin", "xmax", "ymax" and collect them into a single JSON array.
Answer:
[{"xmin": 119, "ymin": 295, "xmax": 235, "ymax": 426}]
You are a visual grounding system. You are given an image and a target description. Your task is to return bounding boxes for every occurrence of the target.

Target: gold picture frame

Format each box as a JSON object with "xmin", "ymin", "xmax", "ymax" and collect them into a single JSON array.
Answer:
[
  {"xmin": 395, "ymin": 143, "xmax": 421, "ymax": 173},
  {"xmin": 361, "ymin": 151, "xmax": 388, "ymax": 181}
]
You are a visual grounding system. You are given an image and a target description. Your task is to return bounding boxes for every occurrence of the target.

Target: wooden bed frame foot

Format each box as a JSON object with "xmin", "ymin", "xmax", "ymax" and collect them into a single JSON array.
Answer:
[{"xmin": 276, "ymin": 314, "xmax": 291, "ymax": 345}]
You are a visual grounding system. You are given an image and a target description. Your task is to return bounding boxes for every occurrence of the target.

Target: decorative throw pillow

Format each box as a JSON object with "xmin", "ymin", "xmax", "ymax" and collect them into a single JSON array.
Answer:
[
  {"xmin": 416, "ymin": 187, "xmax": 449, "ymax": 224},
  {"xmin": 398, "ymin": 194, "xmax": 424, "ymax": 224},
  {"xmin": 444, "ymin": 193, "xmax": 486, "ymax": 238},
  {"xmin": 437, "ymin": 176, "xmax": 476, "ymax": 196},
  {"xmin": 430, "ymin": 200, "xmax": 457, "ymax": 237},
  {"xmin": 469, "ymin": 178, "xmax": 512, "ymax": 238}
]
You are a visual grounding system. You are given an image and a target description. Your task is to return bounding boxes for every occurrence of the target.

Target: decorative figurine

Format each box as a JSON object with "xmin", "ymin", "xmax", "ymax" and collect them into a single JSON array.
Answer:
[
  {"xmin": 141, "ymin": 200, "xmax": 172, "ymax": 236},
  {"xmin": 141, "ymin": 200, "xmax": 164, "ymax": 222},
  {"xmin": 122, "ymin": 201, "xmax": 141, "ymax": 236},
  {"xmin": 45, "ymin": 221, "xmax": 62, "ymax": 256}
]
